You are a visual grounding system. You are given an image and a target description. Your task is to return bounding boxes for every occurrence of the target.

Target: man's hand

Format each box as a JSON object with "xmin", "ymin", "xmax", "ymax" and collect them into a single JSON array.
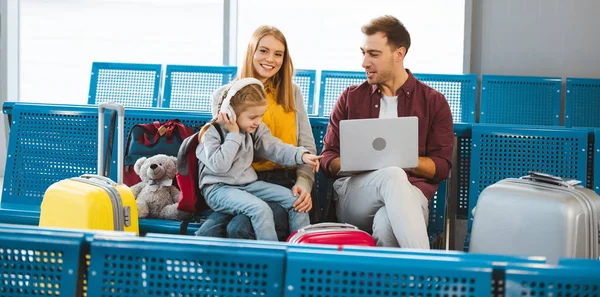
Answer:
[
  {"xmin": 292, "ymin": 185, "xmax": 312, "ymax": 212},
  {"xmin": 408, "ymin": 157, "xmax": 436, "ymax": 180},
  {"xmin": 327, "ymin": 157, "xmax": 341, "ymax": 175}
]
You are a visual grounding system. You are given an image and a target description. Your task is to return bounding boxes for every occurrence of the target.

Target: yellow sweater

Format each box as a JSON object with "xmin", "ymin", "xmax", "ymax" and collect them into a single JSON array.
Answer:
[{"xmin": 252, "ymin": 87, "xmax": 297, "ymax": 172}]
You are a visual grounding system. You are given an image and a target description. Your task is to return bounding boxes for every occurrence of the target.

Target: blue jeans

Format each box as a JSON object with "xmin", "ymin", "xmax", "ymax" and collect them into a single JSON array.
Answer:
[
  {"xmin": 195, "ymin": 169, "xmax": 296, "ymax": 240},
  {"xmin": 202, "ymin": 181, "xmax": 309, "ymax": 241}
]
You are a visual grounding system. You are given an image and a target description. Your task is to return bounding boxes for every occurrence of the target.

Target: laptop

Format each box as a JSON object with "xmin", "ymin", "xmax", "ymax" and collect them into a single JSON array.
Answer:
[{"xmin": 338, "ymin": 116, "xmax": 419, "ymax": 176}]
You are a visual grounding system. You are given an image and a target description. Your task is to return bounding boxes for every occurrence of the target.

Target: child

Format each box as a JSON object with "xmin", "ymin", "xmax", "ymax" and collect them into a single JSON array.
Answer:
[{"xmin": 196, "ymin": 77, "xmax": 321, "ymax": 241}]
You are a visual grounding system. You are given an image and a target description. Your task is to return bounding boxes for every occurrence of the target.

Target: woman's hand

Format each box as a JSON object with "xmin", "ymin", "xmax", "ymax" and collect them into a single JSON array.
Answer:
[
  {"xmin": 292, "ymin": 185, "xmax": 312, "ymax": 213},
  {"xmin": 301, "ymin": 153, "xmax": 322, "ymax": 172},
  {"xmin": 217, "ymin": 112, "xmax": 239, "ymax": 134}
]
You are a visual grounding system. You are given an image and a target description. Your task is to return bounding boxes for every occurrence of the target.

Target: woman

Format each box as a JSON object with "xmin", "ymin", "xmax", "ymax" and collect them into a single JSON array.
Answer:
[{"xmin": 195, "ymin": 25, "xmax": 317, "ymax": 241}]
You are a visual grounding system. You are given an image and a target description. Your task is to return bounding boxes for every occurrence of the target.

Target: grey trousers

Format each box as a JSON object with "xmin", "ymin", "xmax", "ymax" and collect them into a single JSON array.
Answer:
[{"xmin": 333, "ymin": 167, "xmax": 430, "ymax": 249}]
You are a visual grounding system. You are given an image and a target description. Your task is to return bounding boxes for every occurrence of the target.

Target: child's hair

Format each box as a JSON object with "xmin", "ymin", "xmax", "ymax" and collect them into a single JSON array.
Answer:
[{"xmin": 198, "ymin": 83, "xmax": 267, "ymax": 141}]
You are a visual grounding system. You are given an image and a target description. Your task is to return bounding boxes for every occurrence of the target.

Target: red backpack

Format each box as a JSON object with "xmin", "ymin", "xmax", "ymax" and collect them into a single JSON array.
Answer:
[
  {"xmin": 124, "ymin": 120, "xmax": 196, "ymax": 187},
  {"xmin": 175, "ymin": 124, "xmax": 225, "ymax": 232}
]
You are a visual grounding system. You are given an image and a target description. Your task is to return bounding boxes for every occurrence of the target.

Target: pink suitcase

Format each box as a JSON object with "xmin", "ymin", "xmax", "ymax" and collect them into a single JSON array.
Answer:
[{"xmin": 287, "ymin": 223, "xmax": 376, "ymax": 247}]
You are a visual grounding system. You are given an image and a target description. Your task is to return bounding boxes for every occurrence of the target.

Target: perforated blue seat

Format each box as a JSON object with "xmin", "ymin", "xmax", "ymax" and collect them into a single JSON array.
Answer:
[
  {"xmin": 88, "ymin": 62, "xmax": 162, "ymax": 107},
  {"xmin": 480, "ymin": 75, "xmax": 562, "ymax": 126},
  {"xmin": 595, "ymin": 129, "xmax": 600, "ymax": 195},
  {"xmin": 414, "ymin": 73, "xmax": 477, "ymax": 123},
  {"xmin": 293, "ymin": 69, "xmax": 317, "ymax": 115},
  {"xmin": 454, "ymin": 123, "xmax": 473, "ymax": 220},
  {"xmin": 504, "ymin": 262, "xmax": 600, "ymax": 296},
  {"xmin": 318, "ymin": 70, "xmax": 365, "ymax": 117},
  {"xmin": 162, "ymin": 65, "xmax": 237, "ymax": 111},
  {"xmin": 565, "ymin": 78, "xmax": 600, "ymax": 128},
  {"xmin": 1, "ymin": 103, "xmax": 99, "ymax": 225},
  {"xmin": 0, "ymin": 228, "xmax": 85, "ymax": 297},
  {"xmin": 465, "ymin": 124, "xmax": 589, "ymax": 249},
  {"xmin": 87, "ymin": 235, "xmax": 287, "ymax": 296},
  {"xmin": 284, "ymin": 249, "xmax": 495, "ymax": 297}
]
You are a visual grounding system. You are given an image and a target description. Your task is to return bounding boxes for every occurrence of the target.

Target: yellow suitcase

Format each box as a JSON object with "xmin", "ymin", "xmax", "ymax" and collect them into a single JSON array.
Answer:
[
  {"xmin": 39, "ymin": 103, "xmax": 139, "ymax": 234},
  {"xmin": 39, "ymin": 175, "xmax": 139, "ymax": 234}
]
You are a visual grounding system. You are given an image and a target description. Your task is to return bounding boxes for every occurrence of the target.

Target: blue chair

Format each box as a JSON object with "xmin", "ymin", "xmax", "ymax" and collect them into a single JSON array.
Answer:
[
  {"xmin": 593, "ymin": 129, "xmax": 600, "ymax": 195},
  {"xmin": 504, "ymin": 262, "xmax": 600, "ymax": 296},
  {"xmin": 454, "ymin": 123, "xmax": 473, "ymax": 220},
  {"xmin": 428, "ymin": 180, "xmax": 447, "ymax": 248},
  {"xmin": 0, "ymin": 228, "xmax": 85, "ymax": 297},
  {"xmin": 162, "ymin": 65, "xmax": 237, "ymax": 111},
  {"xmin": 86, "ymin": 235, "xmax": 287, "ymax": 296},
  {"xmin": 480, "ymin": 75, "xmax": 561, "ymax": 126},
  {"xmin": 0, "ymin": 103, "xmax": 100, "ymax": 226},
  {"xmin": 283, "ymin": 248, "xmax": 494, "ymax": 297},
  {"xmin": 565, "ymin": 78, "xmax": 600, "ymax": 128},
  {"xmin": 465, "ymin": 124, "xmax": 589, "ymax": 250},
  {"xmin": 88, "ymin": 62, "xmax": 162, "ymax": 107},
  {"xmin": 0, "ymin": 102, "xmax": 213, "ymax": 235},
  {"xmin": 293, "ymin": 69, "xmax": 317, "ymax": 115},
  {"xmin": 414, "ymin": 73, "xmax": 477, "ymax": 123},
  {"xmin": 318, "ymin": 70, "xmax": 365, "ymax": 117}
]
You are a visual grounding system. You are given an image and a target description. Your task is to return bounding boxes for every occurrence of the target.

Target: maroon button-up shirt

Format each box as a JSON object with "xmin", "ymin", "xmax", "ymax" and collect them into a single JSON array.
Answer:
[{"xmin": 321, "ymin": 70, "xmax": 454, "ymax": 200}]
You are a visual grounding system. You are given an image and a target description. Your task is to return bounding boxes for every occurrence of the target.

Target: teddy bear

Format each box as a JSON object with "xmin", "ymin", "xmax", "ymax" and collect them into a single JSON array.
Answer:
[{"xmin": 131, "ymin": 154, "xmax": 180, "ymax": 220}]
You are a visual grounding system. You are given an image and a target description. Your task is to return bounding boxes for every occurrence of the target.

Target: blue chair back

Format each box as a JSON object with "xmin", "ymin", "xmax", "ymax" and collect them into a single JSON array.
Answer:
[
  {"xmin": 0, "ymin": 229, "xmax": 85, "ymax": 297},
  {"xmin": 454, "ymin": 123, "xmax": 473, "ymax": 220},
  {"xmin": 162, "ymin": 65, "xmax": 237, "ymax": 111},
  {"xmin": 480, "ymin": 75, "xmax": 561, "ymax": 126},
  {"xmin": 88, "ymin": 62, "xmax": 162, "ymax": 107},
  {"xmin": 293, "ymin": 69, "xmax": 317, "ymax": 115},
  {"xmin": 504, "ymin": 262, "xmax": 600, "ymax": 296},
  {"xmin": 467, "ymin": 124, "xmax": 589, "ymax": 233},
  {"xmin": 87, "ymin": 235, "xmax": 287, "ymax": 297},
  {"xmin": 2, "ymin": 104, "xmax": 98, "ymax": 216},
  {"xmin": 318, "ymin": 70, "xmax": 365, "ymax": 117},
  {"xmin": 414, "ymin": 73, "xmax": 477, "ymax": 123},
  {"xmin": 283, "ymin": 248, "xmax": 494, "ymax": 297},
  {"xmin": 591, "ymin": 129, "xmax": 600, "ymax": 195},
  {"xmin": 565, "ymin": 78, "xmax": 600, "ymax": 128}
]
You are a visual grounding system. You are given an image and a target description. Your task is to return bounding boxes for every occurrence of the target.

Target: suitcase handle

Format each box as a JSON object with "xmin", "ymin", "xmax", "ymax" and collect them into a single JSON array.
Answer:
[
  {"xmin": 521, "ymin": 172, "xmax": 575, "ymax": 188},
  {"xmin": 98, "ymin": 102, "xmax": 125, "ymax": 184},
  {"xmin": 298, "ymin": 222, "xmax": 358, "ymax": 232},
  {"xmin": 81, "ymin": 174, "xmax": 117, "ymax": 186}
]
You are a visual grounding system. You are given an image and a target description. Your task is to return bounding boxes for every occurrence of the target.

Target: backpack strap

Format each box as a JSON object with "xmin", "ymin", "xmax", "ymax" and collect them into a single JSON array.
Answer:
[
  {"xmin": 177, "ymin": 123, "xmax": 225, "ymax": 235},
  {"xmin": 176, "ymin": 131, "xmax": 200, "ymax": 175}
]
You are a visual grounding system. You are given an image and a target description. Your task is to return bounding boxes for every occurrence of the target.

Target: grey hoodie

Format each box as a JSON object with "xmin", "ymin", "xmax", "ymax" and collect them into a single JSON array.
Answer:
[
  {"xmin": 197, "ymin": 123, "xmax": 309, "ymax": 190},
  {"xmin": 211, "ymin": 82, "xmax": 317, "ymax": 192}
]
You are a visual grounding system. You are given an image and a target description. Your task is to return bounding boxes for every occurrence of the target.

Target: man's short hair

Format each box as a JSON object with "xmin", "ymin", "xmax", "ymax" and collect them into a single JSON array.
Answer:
[{"xmin": 361, "ymin": 15, "xmax": 411, "ymax": 54}]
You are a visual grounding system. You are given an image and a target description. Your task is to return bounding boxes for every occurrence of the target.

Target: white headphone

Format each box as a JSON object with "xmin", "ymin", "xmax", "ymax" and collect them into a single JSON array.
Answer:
[{"xmin": 220, "ymin": 78, "xmax": 264, "ymax": 121}]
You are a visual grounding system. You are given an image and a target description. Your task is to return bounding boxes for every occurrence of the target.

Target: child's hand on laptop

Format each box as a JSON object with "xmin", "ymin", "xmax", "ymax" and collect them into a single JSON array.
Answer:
[{"xmin": 302, "ymin": 153, "xmax": 322, "ymax": 172}]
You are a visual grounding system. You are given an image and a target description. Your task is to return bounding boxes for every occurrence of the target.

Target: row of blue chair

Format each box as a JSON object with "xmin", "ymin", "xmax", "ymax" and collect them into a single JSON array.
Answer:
[
  {"xmin": 88, "ymin": 62, "xmax": 316, "ymax": 113},
  {"xmin": 0, "ymin": 102, "xmax": 446, "ymax": 246},
  {"xmin": 87, "ymin": 62, "xmax": 477, "ymax": 123},
  {"xmin": 1, "ymin": 223, "xmax": 599, "ymax": 297},
  {"xmin": 2, "ymin": 102, "xmax": 599, "ymax": 249},
  {"xmin": 88, "ymin": 62, "xmax": 600, "ymax": 127}
]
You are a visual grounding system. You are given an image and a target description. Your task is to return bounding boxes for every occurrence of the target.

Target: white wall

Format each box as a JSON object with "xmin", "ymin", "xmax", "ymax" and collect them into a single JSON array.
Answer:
[{"xmin": 471, "ymin": 0, "xmax": 600, "ymax": 78}]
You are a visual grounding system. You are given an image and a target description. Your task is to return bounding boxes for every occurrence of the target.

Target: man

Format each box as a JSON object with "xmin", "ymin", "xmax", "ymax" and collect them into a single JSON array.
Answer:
[{"xmin": 320, "ymin": 15, "xmax": 454, "ymax": 249}]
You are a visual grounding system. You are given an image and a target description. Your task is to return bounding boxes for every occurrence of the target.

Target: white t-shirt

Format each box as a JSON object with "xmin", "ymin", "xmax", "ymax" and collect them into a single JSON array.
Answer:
[{"xmin": 379, "ymin": 95, "xmax": 398, "ymax": 118}]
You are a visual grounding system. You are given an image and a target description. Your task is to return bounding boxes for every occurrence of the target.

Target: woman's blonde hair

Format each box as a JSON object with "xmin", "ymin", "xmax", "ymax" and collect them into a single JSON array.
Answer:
[
  {"xmin": 198, "ymin": 84, "xmax": 267, "ymax": 140},
  {"xmin": 239, "ymin": 25, "xmax": 296, "ymax": 112}
]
